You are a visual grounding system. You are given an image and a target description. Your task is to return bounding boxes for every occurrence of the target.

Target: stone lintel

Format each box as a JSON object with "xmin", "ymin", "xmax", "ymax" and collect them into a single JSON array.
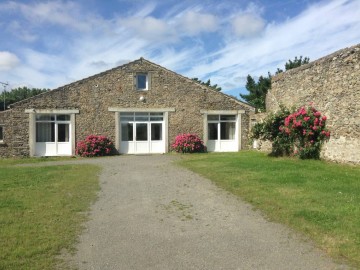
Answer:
[
  {"xmin": 25, "ymin": 109, "xmax": 80, "ymax": 114},
  {"xmin": 108, "ymin": 107, "xmax": 176, "ymax": 112},
  {"xmin": 200, "ymin": 109, "xmax": 245, "ymax": 114}
]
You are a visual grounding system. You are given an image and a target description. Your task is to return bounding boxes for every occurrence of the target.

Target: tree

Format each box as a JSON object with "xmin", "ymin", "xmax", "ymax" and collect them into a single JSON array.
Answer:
[
  {"xmin": 240, "ymin": 56, "xmax": 310, "ymax": 111},
  {"xmin": 1, "ymin": 87, "xmax": 49, "ymax": 111},
  {"xmin": 276, "ymin": 56, "xmax": 310, "ymax": 74},
  {"xmin": 192, "ymin": 78, "xmax": 222, "ymax": 91},
  {"xmin": 240, "ymin": 74, "xmax": 271, "ymax": 112}
]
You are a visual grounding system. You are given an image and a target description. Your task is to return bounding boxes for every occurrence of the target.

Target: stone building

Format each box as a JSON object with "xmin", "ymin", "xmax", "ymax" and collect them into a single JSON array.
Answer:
[
  {"xmin": 0, "ymin": 58, "xmax": 254, "ymax": 157},
  {"xmin": 266, "ymin": 43, "xmax": 360, "ymax": 163}
]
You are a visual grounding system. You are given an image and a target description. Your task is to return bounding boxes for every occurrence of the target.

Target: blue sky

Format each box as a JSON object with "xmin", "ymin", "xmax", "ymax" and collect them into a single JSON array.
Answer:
[{"xmin": 0, "ymin": 0, "xmax": 359, "ymax": 98}]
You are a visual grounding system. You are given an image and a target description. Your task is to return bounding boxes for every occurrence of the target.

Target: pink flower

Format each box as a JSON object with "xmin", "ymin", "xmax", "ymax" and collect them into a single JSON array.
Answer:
[{"xmin": 314, "ymin": 111, "xmax": 321, "ymax": 117}]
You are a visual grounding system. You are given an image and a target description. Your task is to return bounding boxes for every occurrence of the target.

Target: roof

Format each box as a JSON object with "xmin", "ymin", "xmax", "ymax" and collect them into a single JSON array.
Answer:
[{"xmin": 9, "ymin": 57, "xmax": 255, "ymax": 111}]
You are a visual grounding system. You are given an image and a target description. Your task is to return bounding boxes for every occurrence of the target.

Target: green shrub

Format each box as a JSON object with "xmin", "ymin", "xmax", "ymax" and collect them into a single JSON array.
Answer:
[{"xmin": 252, "ymin": 104, "xmax": 330, "ymax": 159}]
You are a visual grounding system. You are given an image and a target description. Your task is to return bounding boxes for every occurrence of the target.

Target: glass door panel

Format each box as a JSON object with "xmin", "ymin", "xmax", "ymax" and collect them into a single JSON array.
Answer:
[
  {"xmin": 151, "ymin": 123, "xmax": 162, "ymax": 141},
  {"xmin": 121, "ymin": 123, "xmax": 134, "ymax": 141},
  {"xmin": 220, "ymin": 122, "xmax": 235, "ymax": 140},
  {"xmin": 136, "ymin": 123, "xmax": 148, "ymax": 141},
  {"xmin": 58, "ymin": 123, "xmax": 69, "ymax": 142},
  {"xmin": 208, "ymin": 123, "xmax": 218, "ymax": 140}
]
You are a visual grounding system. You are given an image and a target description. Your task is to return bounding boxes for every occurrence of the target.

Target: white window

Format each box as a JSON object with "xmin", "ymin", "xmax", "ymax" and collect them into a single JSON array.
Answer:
[
  {"xmin": 36, "ymin": 114, "xmax": 70, "ymax": 143},
  {"xmin": 207, "ymin": 115, "xmax": 236, "ymax": 140},
  {"xmin": 136, "ymin": 73, "xmax": 148, "ymax": 90},
  {"xmin": 0, "ymin": 125, "xmax": 3, "ymax": 142}
]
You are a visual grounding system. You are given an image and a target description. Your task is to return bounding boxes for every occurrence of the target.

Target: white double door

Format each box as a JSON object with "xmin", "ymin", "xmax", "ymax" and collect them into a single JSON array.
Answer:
[{"xmin": 120, "ymin": 121, "xmax": 165, "ymax": 154}]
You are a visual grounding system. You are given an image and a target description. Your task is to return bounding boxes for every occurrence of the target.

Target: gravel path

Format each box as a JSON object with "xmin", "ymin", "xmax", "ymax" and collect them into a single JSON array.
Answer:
[{"xmin": 51, "ymin": 155, "xmax": 347, "ymax": 270}]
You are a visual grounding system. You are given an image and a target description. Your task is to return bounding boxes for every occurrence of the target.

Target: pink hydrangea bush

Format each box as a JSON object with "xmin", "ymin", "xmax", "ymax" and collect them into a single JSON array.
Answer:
[
  {"xmin": 172, "ymin": 133, "xmax": 206, "ymax": 153},
  {"xmin": 279, "ymin": 104, "xmax": 330, "ymax": 159},
  {"xmin": 76, "ymin": 135, "xmax": 116, "ymax": 157}
]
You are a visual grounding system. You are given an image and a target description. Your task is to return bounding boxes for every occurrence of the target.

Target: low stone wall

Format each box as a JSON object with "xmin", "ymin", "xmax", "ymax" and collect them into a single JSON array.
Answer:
[{"xmin": 266, "ymin": 43, "xmax": 360, "ymax": 164}]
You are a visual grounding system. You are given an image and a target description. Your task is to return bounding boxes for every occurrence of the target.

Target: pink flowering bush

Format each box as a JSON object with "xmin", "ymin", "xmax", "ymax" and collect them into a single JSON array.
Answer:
[
  {"xmin": 172, "ymin": 133, "xmax": 206, "ymax": 153},
  {"xmin": 252, "ymin": 104, "xmax": 330, "ymax": 159},
  {"xmin": 279, "ymin": 104, "xmax": 330, "ymax": 159},
  {"xmin": 76, "ymin": 135, "xmax": 116, "ymax": 157}
]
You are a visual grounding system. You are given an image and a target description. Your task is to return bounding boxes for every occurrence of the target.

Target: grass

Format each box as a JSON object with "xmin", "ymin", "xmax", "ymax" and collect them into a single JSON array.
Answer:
[
  {"xmin": 178, "ymin": 151, "xmax": 360, "ymax": 268},
  {"xmin": 0, "ymin": 157, "xmax": 101, "ymax": 270}
]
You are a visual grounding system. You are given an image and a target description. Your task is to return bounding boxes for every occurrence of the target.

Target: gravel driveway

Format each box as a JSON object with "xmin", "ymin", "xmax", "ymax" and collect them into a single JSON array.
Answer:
[{"xmin": 57, "ymin": 155, "xmax": 347, "ymax": 270}]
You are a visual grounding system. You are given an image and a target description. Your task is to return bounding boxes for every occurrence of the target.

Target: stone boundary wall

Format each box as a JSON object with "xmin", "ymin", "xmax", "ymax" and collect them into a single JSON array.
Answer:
[
  {"xmin": 249, "ymin": 113, "xmax": 272, "ymax": 152},
  {"xmin": 266, "ymin": 43, "xmax": 360, "ymax": 164}
]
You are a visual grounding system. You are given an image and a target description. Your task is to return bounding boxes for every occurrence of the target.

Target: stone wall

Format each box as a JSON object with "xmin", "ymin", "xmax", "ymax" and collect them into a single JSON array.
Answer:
[
  {"xmin": 266, "ymin": 43, "xmax": 360, "ymax": 163},
  {"xmin": 0, "ymin": 58, "xmax": 253, "ymax": 157},
  {"xmin": 249, "ymin": 113, "xmax": 272, "ymax": 152}
]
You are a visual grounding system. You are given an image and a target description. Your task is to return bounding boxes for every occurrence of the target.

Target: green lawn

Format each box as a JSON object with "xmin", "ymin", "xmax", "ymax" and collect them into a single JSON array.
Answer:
[
  {"xmin": 0, "ymin": 158, "xmax": 100, "ymax": 270},
  {"xmin": 178, "ymin": 151, "xmax": 360, "ymax": 268}
]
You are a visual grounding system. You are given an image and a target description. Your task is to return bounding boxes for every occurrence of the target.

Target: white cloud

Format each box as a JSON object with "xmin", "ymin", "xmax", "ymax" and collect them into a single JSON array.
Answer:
[
  {"xmin": 0, "ymin": 51, "xmax": 20, "ymax": 71},
  {"xmin": 186, "ymin": 0, "xmax": 360, "ymax": 93},
  {"xmin": 0, "ymin": 0, "xmax": 98, "ymax": 32},
  {"xmin": 178, "ymin": 11, "xmax": 218, "ymax": 35},
  {"xmin": 0, "ymin": 0, "xmax": 359, "ymax": 96},
  {"xmin": 232, "ymin": 14, "xmax": 265, "ymax": 37},
  {"xmin": 120, "ymin": 16, "xmax": 174, "ymax": 41},
  {"xmin": 7, "ymin": 21, "xmax": 38, "ymax": 42}
]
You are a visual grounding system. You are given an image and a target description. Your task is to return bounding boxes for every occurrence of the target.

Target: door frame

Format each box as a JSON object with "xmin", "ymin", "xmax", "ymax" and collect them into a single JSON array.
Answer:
[
  {"xmin": 26, "ymin": 109, "xmax": 79, "ymax": 157},
  {"xmin": 109, "ymin": 107, "xmax": 175, "ymax": 154},
  {"xmin": 201, "ymin": 109, "xmax": 245, "ymax": 152}
]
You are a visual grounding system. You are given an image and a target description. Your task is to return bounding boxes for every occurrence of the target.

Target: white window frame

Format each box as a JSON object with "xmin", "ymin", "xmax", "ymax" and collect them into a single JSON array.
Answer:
[
  {"xmin": 25, "ymin": 109, "xmax": 79, "ymax": 157},
  {"xmin": 201, "ymin": 110, "xmax": 245, "ymax": 152},
  {"xmin": 136, "ymin": 73, "xmax": 148, "ymax": 91},
  {"xmin": 207, "ymin": 115, "xmax": 236, "ymax": 141},
  {"xmin": 35, "ymin": 114, "xmax": 71, "ymax": 143}
]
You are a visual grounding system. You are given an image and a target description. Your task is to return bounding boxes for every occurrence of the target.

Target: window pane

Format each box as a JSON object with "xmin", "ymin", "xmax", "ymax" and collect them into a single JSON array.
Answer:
[
  {"xmin": 207, "ymin": 115, "xmax": 219, "ymax": 121},
  {"xmin": 36, "ymin": 122, "xmax": 55, "ymax": 142},
  {"xmin": 151, "ymin": 123, "xmax": 162, "ymax": 141},
  {"xmin": 36, "ymin": 114, "xmax": 55, "ymax": 121},
  {"xmin": 220, "ymin": 115, "xmax": 236, "ymax": 121},
  {"xmin": 0, "ymin": 126, "xmax": 3, "ymax": 141},
  {"xmin": 137, "ymin": 74, "xmax": 147, "ymax": 90},
  {"xmin": 220, "ymin": 122, "xmax": 235, "ymax": 140},
  {"xmin": 57, "ymin": 115, "xmax": 70, "ymax": 121},
  {"xmin": 208, "ymin": 123, "xmax": 218, "ymax": 140},
  {"xmin": 58, "ymin": 124, "xmax": 69, "ymax": 142},
  {"xmin": 120, "ymin": 112, "xmax": 134, "ymax": 121},
  {"xmin": 121, "ymin": 123, "xmax": 133, "ymax": 141},
  {"xmin": 135, "ymin": 112, "xmax": 148, "ymax": 121},
  {"xmin": 150, "ymin": 112, "xmax": 163, "ymax": 121},
  {"xmin": 136, "ymin": 123, "xmax": 147, "ymax": 141}
]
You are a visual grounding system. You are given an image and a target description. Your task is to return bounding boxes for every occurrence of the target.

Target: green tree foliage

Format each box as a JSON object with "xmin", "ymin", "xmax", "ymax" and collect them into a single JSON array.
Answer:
[
  {"xmin": 240, "ymin": 56, "xmax": 310, "ymax": 111},
  {"xmin": 276, "ymin": 56, "xmax": 310, "ymax": 74},
  {"xmin": 192, "ymin": 78, "xmax": 222, "ymax": 91},
  {"xmin": 240, "ymin": 74, "xmax": 271, "ymax": 112},
  {"xmin": 0, "ymin": 87, "xmax": 49, "ymax": 111}
]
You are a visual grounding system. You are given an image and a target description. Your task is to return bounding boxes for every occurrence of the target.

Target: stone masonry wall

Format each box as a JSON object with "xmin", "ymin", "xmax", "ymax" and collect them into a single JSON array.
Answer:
[
  {"xmin": 266, "ymin": 44, "xmax": 360, "ymax": 163},
  {"xmin": 0, "ymin": 58, "xmax": 253, "ymax": 157}
]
